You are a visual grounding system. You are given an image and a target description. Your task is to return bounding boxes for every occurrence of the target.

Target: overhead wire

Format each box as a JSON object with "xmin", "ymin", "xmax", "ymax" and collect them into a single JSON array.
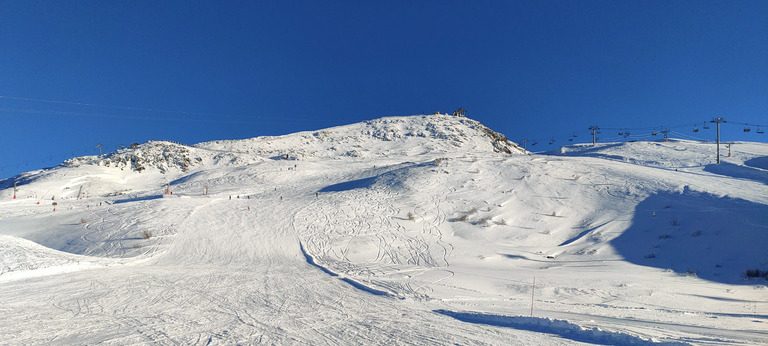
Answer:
[
  {"xmin": 1, "ymin": 94, "xmax": 766, "ymax": 174},
  {"xmin": 0, "ymin": 95, "xmax": 337, "ymax": 124},
  {"xmin": 525, "ymin": 118, "xmax": 766, "ymax": 147}
]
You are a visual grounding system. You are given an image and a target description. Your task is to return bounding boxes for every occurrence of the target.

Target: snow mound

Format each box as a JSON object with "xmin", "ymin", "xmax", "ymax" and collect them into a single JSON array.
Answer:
[{"xmin": 0, "ymin": 235, "xmax": 127, "ymax": 282}]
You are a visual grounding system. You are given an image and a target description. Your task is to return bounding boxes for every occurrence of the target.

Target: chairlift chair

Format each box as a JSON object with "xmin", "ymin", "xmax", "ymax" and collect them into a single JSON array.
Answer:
[
  {"xmin": 758, "ymin": 127, "xmax": 765, "ymax": 134},
  {"xmin": 693, "ymin": 126, "xmax": 699, "ymax": 133},
  {"xmin": 744, "ymin": 126, "xmax": 751, "ymax": 132},
  {"xmin": 703, "ymin": 122, "xmax": 710, "ymax": 130}
]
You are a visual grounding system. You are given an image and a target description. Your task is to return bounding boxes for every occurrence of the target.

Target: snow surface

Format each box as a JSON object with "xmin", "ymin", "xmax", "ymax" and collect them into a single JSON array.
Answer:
[{"xmin": 1, "ymin": 114, "xmax": 766, "ymax": 344}]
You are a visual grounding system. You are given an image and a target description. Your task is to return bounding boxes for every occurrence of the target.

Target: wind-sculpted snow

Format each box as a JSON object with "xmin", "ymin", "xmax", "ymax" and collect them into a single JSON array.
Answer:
[{"xmin": 1, "ymin": 116, "xmax": 767, "ymax": 344}]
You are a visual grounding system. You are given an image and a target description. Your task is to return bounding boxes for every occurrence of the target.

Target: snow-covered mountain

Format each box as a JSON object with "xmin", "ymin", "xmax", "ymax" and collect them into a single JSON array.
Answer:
[
  {"xmin": 61, "ymin": 114, "xmax": 524, "ymax": 173},
  {"xmin": 1, "ymin": 115, "xmax": 524, "ymax": 196},
  {"xmin": 1, "ymin": 114, "xmax": 766, "ymax": 344}
]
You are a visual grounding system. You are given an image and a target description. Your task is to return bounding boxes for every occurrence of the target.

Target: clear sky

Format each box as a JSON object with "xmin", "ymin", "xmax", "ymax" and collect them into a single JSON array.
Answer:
[{"xmin": 1, "ymin": 0, "xmax": 766, "ymax": 179}]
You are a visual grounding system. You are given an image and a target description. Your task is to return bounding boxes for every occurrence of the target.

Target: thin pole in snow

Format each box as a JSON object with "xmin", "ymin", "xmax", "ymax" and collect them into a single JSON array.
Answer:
[{"xmin": 530, "ymin": 276, "xmax": 536, "ymax": 317}]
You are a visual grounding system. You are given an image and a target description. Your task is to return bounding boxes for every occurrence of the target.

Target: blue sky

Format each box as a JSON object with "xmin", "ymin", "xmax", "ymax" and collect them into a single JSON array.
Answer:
[{"xmin": 1, "ymin": 0, "xmax": 766, "ymax": 179}]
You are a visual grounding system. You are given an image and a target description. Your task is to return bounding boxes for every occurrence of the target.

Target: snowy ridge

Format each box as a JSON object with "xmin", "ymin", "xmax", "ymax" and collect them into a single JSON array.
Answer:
[
  {"xmin": 0, "ymin": 115, "xmax": 767, "ymax": 344},
  {"xmin": 195, "ymin": 114, "xmax": 525, "ymax": 160},
  {"xmin": 63, "ymin": 140, "xmax": 266, "ymax": 174},
  {"xmin": 0, "ymin": 114, "xmax": 522, "ymax": 190}
]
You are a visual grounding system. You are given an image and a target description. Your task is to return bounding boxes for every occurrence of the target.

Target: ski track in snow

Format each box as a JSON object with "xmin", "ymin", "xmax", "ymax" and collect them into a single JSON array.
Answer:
[{"xmin": 0, "ymin": 116, "xmax": 767, "ymax": 344}]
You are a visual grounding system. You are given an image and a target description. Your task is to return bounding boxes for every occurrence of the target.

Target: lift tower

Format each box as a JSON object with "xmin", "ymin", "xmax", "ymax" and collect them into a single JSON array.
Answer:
[
  {"xmin": 589, "ymin": 126, "xmax": 600, "ymax": 145},
  {"xmin": 711, "ymin": 117, "xmax": 726, "ymax": 164}
]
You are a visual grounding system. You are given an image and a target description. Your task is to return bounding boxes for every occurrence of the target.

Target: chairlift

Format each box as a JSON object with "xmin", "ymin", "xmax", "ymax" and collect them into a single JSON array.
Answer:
[
  {"xmin": 703, "ymin": 122, "xmax": 710, "ymax": 130},
  {"xmin": 531, "ymin": 141, "xmax": 538, "ymax": 146},
  {"xmin": 744, "ymin": 126, "xmax": 751, "ymax": 132},
  {"xmin": 549, "ymin": 138, "xmax": 555, "ymax": 145},
  {"xmin": 618, "ymin": 130, "xmax": 624, "ymax": 135},
  {"xmin": 693, "ymin": 126, "xmax": 699, "ymax": 133},
  {"xmin": 651, "ymin": 129, "xmax": 658, "ymax": 136},
  {"xmin": 568, "ymin": 137, "xmax": 573, "ymax": 141},
  {"xmin": 757, "ymin": 127, "xmax": 765, "ymax": 134}
]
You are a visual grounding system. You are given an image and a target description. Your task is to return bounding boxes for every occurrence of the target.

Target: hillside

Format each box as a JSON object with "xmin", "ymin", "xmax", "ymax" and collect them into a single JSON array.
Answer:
[{"xmin": 0, "ymin": 114, "xmax": 766, "ymax": 344}]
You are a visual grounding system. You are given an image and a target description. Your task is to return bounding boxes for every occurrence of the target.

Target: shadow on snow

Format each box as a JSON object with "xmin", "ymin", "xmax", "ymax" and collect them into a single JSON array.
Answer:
[
  {"xmin": 704, "ymin": 161, "xmax": 768, "ymax": 185},
  {"xmin": 610, "ymin": 190, "xmax": 768, "ymax": 285},
  {"xmin": 317, "ymin": 161, "xmax": 434, "ymax": 193},
  {"xmin": 299, "ymin": 242, "xmax": 391, "ymax": 297},
  {"xmin": 318, "ymin": 176, "xmax": 378, "ymax": 192},
  {"xmin": 744, "ymin": 156, "xmax": 768, "ymax": 171},
  {"xmin": 113, "ymin": 195, "xmax": 163, "ymax": 204},
  {"xmin": 434, "ymin": 310, "xmax": 682, "ymax": 345}
]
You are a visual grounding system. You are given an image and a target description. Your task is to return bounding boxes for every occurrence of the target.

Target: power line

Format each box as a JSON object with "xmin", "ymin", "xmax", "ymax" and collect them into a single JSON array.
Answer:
[
  {"xmin": 0, "ymin": 95, "xmax": 337, "ymax": 124},
  {"xmin": 0, "ymin": 95, "xmax": 239, "ymax": 119}
]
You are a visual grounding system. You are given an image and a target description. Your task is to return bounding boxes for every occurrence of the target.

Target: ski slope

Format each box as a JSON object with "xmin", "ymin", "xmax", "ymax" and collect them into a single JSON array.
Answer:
[{"xmin": 1, "ymin": 115, "xmax": 766, "ymax": 344}]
